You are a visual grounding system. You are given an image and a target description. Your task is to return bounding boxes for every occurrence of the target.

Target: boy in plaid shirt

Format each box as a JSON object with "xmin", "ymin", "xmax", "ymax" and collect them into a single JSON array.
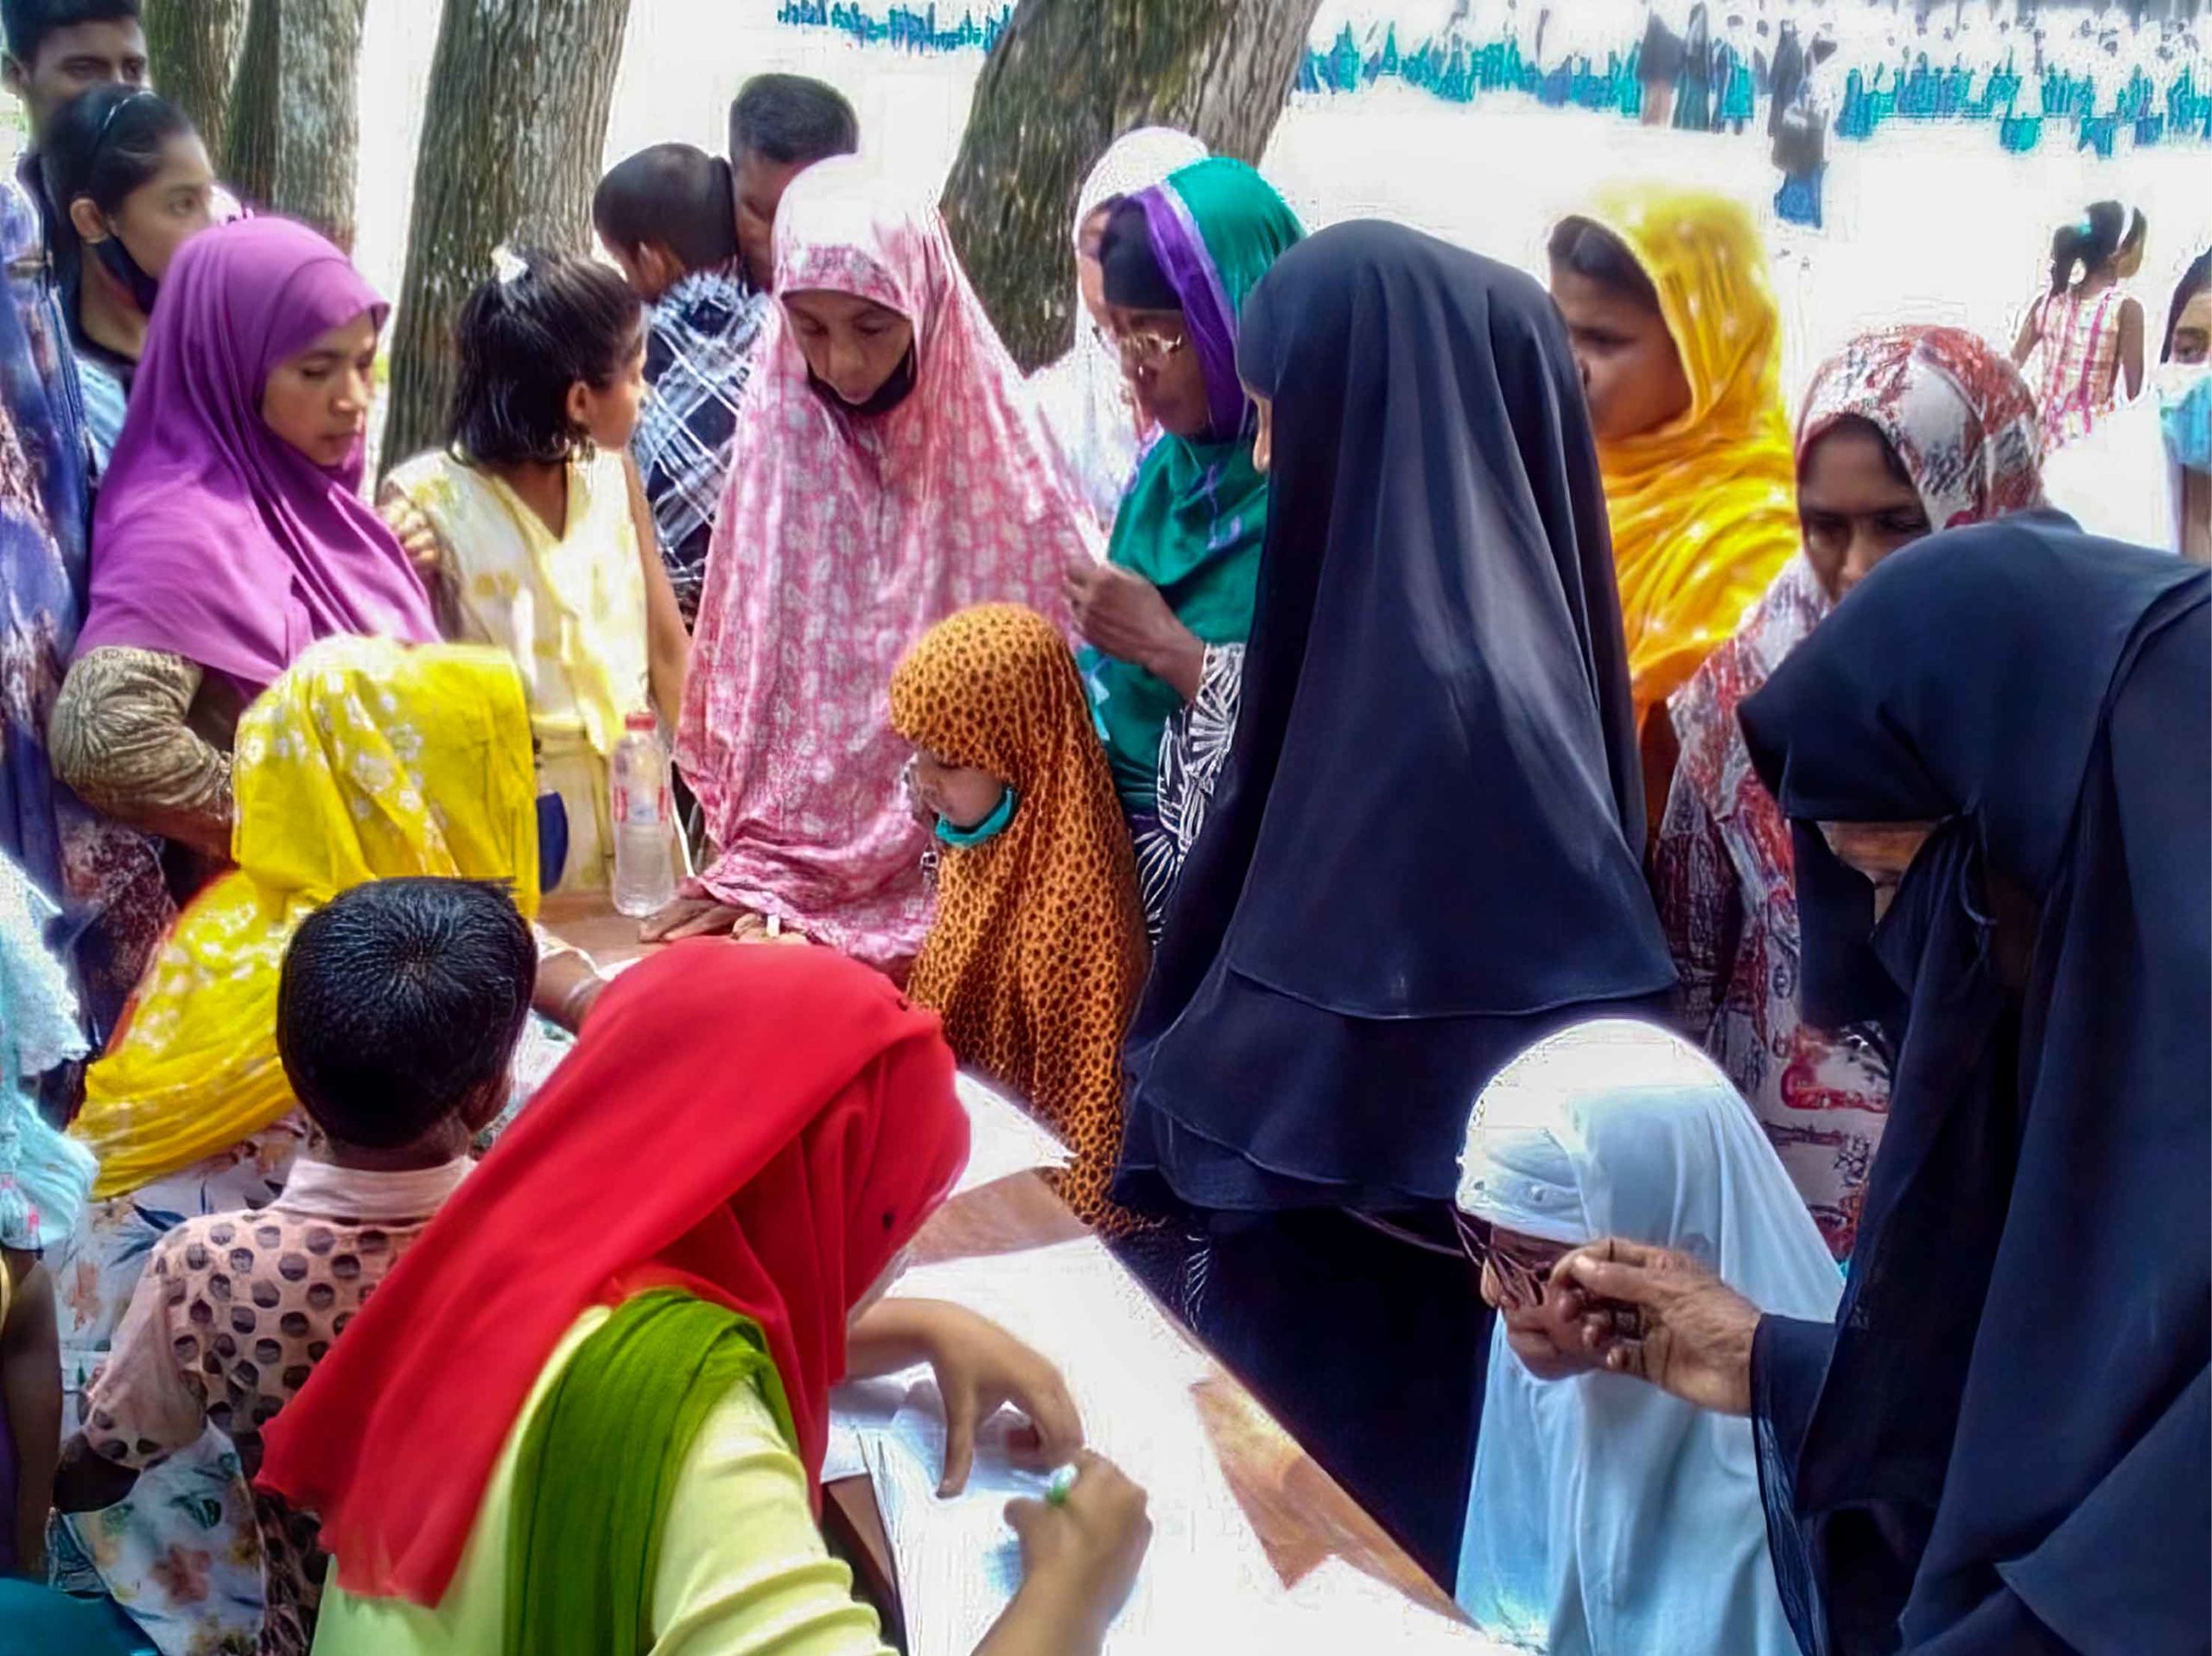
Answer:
[{"xmin": 594, "ymin": 78, "xmax": 857, "ymax": 623}]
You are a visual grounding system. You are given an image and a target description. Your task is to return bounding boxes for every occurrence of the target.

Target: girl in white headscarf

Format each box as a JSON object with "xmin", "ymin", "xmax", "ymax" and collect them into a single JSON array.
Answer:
[
  {"xmin": 1452, "ymin": 1019, "xmax": 1841, "ymax": 1655},
  {"xmin": 1030, "ymin": 127, "xmax": 1207, "ymax": 529}
]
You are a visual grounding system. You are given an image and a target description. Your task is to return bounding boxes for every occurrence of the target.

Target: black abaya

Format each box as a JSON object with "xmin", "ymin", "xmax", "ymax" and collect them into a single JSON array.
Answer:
[
  {"xmin": 1112, "ymin": 221, "xmax": 1675, "ymax": 1584},
  {"xmin": 1738, "ymin": 517, "xmax": 2210, "ymax": 1655}
]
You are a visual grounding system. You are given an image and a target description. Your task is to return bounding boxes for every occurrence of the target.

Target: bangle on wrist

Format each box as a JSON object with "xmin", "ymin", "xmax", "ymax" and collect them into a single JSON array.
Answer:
[{"xmin": 556, "ymin": 973, "xmax": 601, "ymax": 1029}]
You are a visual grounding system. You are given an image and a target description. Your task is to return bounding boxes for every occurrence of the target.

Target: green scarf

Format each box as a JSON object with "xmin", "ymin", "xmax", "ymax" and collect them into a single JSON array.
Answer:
[
  {"xmin": 1084, "ymin": 158, "xmax": 1303, "ymax": 812},
  {"xmin": 504, "ymin": 1288, "xmax": 795, "ymax": 1656}
]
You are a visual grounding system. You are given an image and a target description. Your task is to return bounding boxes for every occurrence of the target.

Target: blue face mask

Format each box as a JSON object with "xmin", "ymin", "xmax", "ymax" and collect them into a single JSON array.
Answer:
[
  {"xmin": 2158, "ymin": 366, "xmax": 2212, "ymax": 474},
  {"xmin": 935, "ymin": 786, "xmax": 1018, "ymax": 848}
]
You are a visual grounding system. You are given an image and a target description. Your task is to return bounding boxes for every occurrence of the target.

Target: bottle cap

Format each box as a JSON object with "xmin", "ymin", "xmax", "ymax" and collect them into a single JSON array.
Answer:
[{"xmin": 624, "ymin": 710, "xmax": 658, "ymax": 732}]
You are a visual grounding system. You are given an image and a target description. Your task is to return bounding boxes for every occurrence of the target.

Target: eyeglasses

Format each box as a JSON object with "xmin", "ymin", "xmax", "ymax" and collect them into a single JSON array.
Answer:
[
  {"xmin": 1452, "ymin": 1210, "xmax": 1567, "ymax": 1313},
  {"xmin": 1109, "ymin": 324, "xmax": 1188, "ymax": 366}
]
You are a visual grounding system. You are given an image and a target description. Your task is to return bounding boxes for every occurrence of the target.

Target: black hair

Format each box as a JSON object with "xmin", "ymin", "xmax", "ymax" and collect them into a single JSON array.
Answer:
[
  {"xmin": 447, "ymin": 247, "xmax": 644, "ymax": 468},
  {"xmin": 1547, "ymin": 216, "xmax": 1661, "ymax": 314},
  {"xmin": 2048, "ymin": 201, "xmax": 2145, "ymax": 295},
  {"xmin": 1, "ymin": 0, "xmax": 137, "ymax": 64},
  {"xmin": 728, "ymin": 73, "xmax": 858, "ymax": 167},
  {"xmin": 593, "ymin": 143, "xmax": 739, "ymax": 273},
  {"xmin": 37, "ymin": 83, "xmax": 191, "ymax": 283},
  {"xmin": 2162, "ymin": 249, "xmax": 2210, "ymax": 362},
  {"xmin": 1098, "ymin": 197, "xmax": 1179, "ymax": 312},
  {"xmin": 276, "ymin": 877, "xmax": 536, "ymax": 1151}
]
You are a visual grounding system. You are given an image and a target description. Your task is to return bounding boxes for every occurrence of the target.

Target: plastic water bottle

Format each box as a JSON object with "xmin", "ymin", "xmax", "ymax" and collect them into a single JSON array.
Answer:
[{"xmin": 611, "ymin": 710, "xmax": 677, "ymax": 918}]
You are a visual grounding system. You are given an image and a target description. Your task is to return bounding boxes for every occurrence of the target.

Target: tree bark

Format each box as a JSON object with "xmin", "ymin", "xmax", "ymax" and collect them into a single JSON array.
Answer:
[
  {"xmin": 145, "ymin": 0, "xmax": 249, "ymax": 161},
  {"xmin": 942, "ymin": 0, "xmax": 1322, "ymax": 371},
  {"xmin": 223, "ymin": 0, "xmax": 368, "ymax": 251},
  {"xmin": 378, "ymin": 0, "xmax": 633, "ymax": 476}
]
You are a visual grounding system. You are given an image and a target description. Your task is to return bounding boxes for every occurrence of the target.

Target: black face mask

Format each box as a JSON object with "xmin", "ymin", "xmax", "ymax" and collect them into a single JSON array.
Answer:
[
  {"xmin": 811, "ymin": 345, "xmax": 918, "ymax": 419},
  {"xmin": 92, "ymin": 230, "xmax": 161, "ymax": 315}
]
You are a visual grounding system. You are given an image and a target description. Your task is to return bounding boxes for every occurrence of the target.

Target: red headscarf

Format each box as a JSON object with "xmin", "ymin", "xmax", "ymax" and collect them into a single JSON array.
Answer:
[{"xmin": 255, "ymin": 939, "xmax": 969, "ymax": 1603}]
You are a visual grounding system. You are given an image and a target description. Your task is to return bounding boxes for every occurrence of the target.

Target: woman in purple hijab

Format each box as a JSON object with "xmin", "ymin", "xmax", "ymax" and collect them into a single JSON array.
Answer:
[{"xmin": 48, "ymin": 214, "xmax": 435, "ymax": 872}]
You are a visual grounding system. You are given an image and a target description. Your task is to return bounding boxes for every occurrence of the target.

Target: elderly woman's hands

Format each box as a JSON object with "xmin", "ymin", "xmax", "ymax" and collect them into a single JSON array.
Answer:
[
  {"xmin": 1491, "ymin": 1271, "xmax": 1611, "ymax": 1383},
  {"xmin": 1065, "ymin": 557, "xmax": 1205, "ymax": 699},
  {"xmin": 1547, "ymin": 1237, "xmax": 1764, "ymax": 1416}
]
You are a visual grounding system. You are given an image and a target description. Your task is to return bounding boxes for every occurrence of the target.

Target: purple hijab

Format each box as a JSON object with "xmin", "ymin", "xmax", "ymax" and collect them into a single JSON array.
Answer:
[{"xmin": 77, "ymin": 216, "xmax": 435, "ymax": 693}]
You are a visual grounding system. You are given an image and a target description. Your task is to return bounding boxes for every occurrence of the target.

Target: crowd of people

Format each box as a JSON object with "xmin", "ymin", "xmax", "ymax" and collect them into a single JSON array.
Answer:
[
  {"xmin": 779, "ymin": 0, "xmax": 2212, "ymax": 172},
  {"xmin": 0, "ymin": 1, "xmax": 2205, "ymax": 1653},
  {"xmin": 1293, "ymin": 0, "xmax": 2212, "ymax": 143}
]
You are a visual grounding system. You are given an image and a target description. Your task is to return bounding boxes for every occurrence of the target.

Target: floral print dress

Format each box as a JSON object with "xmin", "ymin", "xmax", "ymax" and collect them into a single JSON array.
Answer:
[{"xmin": 47, "ymin": 1016, "xmax": 571, "ymax": 1656}]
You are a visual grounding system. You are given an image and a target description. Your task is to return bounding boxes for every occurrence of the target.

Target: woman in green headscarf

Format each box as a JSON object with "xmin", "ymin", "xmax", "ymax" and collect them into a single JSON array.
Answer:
[{"xmin": 1064, "ymin": 158, "xmax": 1302, "ymax": 934}]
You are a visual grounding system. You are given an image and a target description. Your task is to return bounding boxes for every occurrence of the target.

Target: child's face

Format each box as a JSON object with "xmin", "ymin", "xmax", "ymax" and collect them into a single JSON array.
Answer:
[
  {"xmin": 603, "ymin": 237, "xmax": 682, "ymax": 304},
  {"xmin": 566, "ymin": 327, "xmax": 650, "ymax": 452},
  {"xmin": 911, "ymin": 749, "xmax": 1006, "ymax": 831}
]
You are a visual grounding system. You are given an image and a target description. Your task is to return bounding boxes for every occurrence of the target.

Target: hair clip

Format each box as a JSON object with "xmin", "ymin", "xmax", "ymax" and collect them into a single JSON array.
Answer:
[
  {"xmin": 91, "ymin": 87, "xmax": 152, "ymax": 159},
  {"xmin": 491, "ymin": 245, "xmax": 528, "ymax": 290}
]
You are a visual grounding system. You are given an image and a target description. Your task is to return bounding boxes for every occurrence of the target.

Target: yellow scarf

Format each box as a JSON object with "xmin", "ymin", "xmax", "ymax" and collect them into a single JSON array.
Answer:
[
  {"xmin": 1584, "ymin": 184, "xmax": 1800, "ymax": 726},
  {"xmin": 75, "ymin": 636, "xmax": 539, "ymax": 1198}
]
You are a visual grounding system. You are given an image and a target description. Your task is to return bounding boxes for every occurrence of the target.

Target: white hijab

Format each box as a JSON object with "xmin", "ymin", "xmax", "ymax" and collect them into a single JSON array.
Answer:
[
  {"xmin": 1028, "ymin": 127, "xmax": 1206, "ymax": 531},
  {"xmin": 1453, "ymin": 1020, "xmax": 1842, "ymax": 1656}
]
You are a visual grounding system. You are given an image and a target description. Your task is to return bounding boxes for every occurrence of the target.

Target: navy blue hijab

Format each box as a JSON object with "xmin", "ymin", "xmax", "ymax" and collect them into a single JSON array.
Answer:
[
  {"xmin": 1740, "ymin": 516, "xmax": 2209, "ymax": 1654},
  {"xmin": 1114, "ymin": 221, "xmax": 1673, "ymax": 1213}
]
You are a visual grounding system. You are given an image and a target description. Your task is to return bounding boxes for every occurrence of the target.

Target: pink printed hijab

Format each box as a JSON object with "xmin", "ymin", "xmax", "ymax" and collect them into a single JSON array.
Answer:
[
  {"xmin": 679, "ymin": 159, "xmax": 1090, "ymax": 971},
  {"xmin": 77, "ymin": 216, "xmax": 435, "ymax": 693},
  {"xmin": 1796, "ymin": 323, "xmax": 2045, "ymax": 532}
]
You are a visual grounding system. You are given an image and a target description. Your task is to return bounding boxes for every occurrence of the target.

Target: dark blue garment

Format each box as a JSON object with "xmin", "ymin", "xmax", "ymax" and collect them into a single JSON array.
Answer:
[
  {"xmin": 536, "ymin": 793, "xmax": 570, "ymax": 894},
  {"xmin": 1738, "ymin": 518, "xmax": 2210, "ymax": 1655},
  {"xmin": 1776, "ymin": 167, "xmax": 1825, "ymax": 230},
  {"xmin": 1115, "ymin": 222, "xmax": 1672, "ymax": 1219},
  {"xmin": 0, "ymin": 184, "xmax": 168, "ymax": 1042}
]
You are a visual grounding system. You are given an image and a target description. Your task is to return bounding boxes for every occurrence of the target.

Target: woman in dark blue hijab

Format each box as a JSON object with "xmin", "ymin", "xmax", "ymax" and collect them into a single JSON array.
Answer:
[
  {"xmin": 1112, "ymin": 220, "xmax": 1675, "ymax": 1581},
  {"xmin": 1556, "ymin": 515, "xmax": 2209, "ymax": 1654}
]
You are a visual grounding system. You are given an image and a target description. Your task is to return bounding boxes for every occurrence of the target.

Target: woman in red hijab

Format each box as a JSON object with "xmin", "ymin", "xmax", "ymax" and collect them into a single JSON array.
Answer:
[{"xmin": 259, "ymin": 940, "xmax": 1150, "ymax": 1654}]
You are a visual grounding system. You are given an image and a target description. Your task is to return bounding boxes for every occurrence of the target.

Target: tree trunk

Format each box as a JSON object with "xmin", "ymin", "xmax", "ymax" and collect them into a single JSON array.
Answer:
[
  {"xmin": 145, "ymin": 0, "xmax": 248, "ymax": 161},
  {"xmin": 378, "ymin": 0, "xmax": 633, "ymax": 476},
  {"xmin": 942, "ymin": 0, "xmax": 1322, "ymax": 372},
  {"xmin": 223, "ymin": 0, "xmax": 368, "ymax": 251}
]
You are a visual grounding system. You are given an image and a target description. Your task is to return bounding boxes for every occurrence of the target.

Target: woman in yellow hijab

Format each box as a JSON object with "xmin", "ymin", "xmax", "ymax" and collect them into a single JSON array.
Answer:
[
  {"xmin": 1548, "ymin": 186, "xmax": 1799, "ymax": 773},
  {"xmin": 75, "ymin": 636, "xmax": 540, "ymax": 1196},
  {"xmin": 47, "ymin": 635, "xmax": 542, "ymax": 1649}
]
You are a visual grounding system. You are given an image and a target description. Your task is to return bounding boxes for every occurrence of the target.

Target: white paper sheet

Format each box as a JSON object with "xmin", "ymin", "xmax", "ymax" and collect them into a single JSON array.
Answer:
[
  {"xmin": 950, "ymin": 1070, "xmax": 1073, "ymax": 1195},
  {"xmin": 861, "ymin": 1385, "xmax": 1040, "ymax": 1655},
  {"xmin": 832, "ymin": 1214, "xmax": 1457, "ymax": 1647},
  {"xmin": 864, "ymin": 1379, "xmax": 1286, "ymax": 1656},
  {"xmin": 824, "ymin": 1376, "xmax": 913, "ymax": 1483},
  {"xmin": 892, "ymin": 1238, "xmax": 1214, "ymax": 1394}
]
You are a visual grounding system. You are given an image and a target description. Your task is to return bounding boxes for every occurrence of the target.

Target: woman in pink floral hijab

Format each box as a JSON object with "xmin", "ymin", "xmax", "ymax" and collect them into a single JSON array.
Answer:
[
  {"xmin": 1652, "ymin": 324, "xmax": 2044, "ymax": 1258},
  {"xmin": 658, "ymin": 159, "xmax": 1090, "ymax": 971}
]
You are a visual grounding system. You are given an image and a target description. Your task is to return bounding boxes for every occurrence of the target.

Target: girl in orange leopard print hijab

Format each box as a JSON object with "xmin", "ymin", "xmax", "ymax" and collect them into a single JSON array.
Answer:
[{"xmin": 892, "ymin": 604, "xmax": 1148, "ymax": 1232}]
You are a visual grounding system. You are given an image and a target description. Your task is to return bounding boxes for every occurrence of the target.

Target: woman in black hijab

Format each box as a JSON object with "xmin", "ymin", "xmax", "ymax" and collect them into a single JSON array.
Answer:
[
  {"xmin": 1553, "ymin": 517, "xmax": 2209, "ymax": 1654},
  {"xmin": 1112, "ymin": 220, "xmax": 1675, "ymax": 1581}
]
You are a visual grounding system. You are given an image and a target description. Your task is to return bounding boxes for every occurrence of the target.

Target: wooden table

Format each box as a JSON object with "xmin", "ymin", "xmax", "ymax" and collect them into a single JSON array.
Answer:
[{"xmin": 542, "ymin": 897, "xmax": 1464, "ymax": 1628}]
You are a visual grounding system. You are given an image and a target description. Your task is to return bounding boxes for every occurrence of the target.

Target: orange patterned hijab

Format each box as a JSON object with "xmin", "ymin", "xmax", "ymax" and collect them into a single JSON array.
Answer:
[{"xmin": 890, "ymin": 605, "xmax": 1147, "ymax": 1227}]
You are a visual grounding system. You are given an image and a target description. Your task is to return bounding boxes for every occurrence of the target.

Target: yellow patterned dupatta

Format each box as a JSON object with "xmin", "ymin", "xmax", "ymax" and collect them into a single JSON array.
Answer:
[
  {"xmin": 1581, "ymin": 184, "xmax": 1801, "ymax": 727},
  {"xmin": 74, "ymin": 636, "xmax": 539, "ymax": 1197}
]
